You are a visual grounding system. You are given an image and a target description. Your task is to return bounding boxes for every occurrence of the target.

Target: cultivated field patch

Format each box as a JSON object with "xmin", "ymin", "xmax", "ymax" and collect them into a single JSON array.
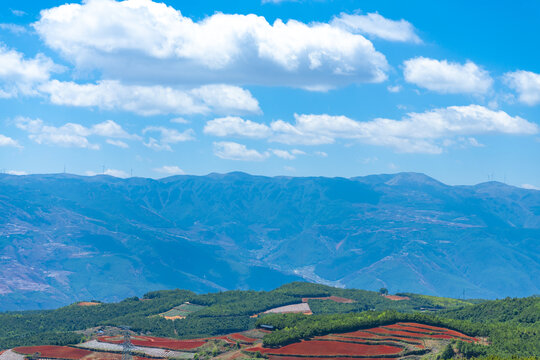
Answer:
[
  {"xmin": 302, "ymin": 296, "xmax": 356, "ymax": 304},
  {"xmin": 245, "ymin": 322, "xmax": 479, "ymax": 358},
  {"xmin": 12, "ymin": 345, "xmax": 158, "ymax": 360},
  {"xmin": 98, "ymin": 335, "xmax": 206, "ymax": 351},
  {"xmin": 264, "ymin": 303, "xmax": 312, "ymax": 314},
  {"xmin": 159, "ymin": 302, "xmax": 206, "ymax": 319}
]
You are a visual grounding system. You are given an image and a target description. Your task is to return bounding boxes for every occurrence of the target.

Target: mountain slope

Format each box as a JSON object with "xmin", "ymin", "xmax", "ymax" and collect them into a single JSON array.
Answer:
[{"xmin": 1, "ymin": 172, "xmax": 539, "ymax": 310}]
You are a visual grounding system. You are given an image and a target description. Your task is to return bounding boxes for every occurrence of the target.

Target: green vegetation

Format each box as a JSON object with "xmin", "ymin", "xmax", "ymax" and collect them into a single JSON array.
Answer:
[
  {"xmin": 160, "ymin": 303, "xmax": 206, "ymax": 317},
  {"xmin": 0, "ymin": 282, "xmax": 538, "ymax": 359},
  {"xmin": 403, "ymin": 293, "xmax": 476, "ymax": 309},
  {"xmin": 256, "ymin": 295, "xmax": 540, "ymax": 357}
]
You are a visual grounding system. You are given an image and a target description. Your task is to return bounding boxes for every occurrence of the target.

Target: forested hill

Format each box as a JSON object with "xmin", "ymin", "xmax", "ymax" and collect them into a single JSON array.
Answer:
[
  {"xmin": 1, "ymin": 172, "xmax": 540, "ymax": 310},
  {"xmin": 0, "ymin": 282, "xmax": 538, "ymax": 357}
]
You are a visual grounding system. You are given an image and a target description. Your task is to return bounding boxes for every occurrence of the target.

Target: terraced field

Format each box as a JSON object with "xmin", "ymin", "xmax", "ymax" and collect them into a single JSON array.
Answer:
[
  {"xmin": 263, "ymin": 303, "xmax": 312, "ymax": 315},
  {"xmin": 11, "ymin": 346, "xmax": 159, "ymax": 360},
  {"xmin": 159, "ymin": 303, "xmax": 206, "ymax": 319},
  {"xmin": 1, "ymin": 324, "xmax": 478, "ymax": 360},
  {"xmin": 245, "ymin": 322, "xmax": 478, "ymax": 359}
]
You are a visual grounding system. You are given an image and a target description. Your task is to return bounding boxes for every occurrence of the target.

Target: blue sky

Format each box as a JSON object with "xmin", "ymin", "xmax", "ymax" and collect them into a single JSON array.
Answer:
[{"xmin": 1, "ymin": 0, "xmax": 539, "ymax": 187}]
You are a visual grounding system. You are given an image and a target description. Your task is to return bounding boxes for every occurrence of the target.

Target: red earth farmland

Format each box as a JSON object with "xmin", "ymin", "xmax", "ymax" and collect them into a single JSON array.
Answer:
[
  {"xmin": 12, "ymin": 346, "xmax": 159, "ymax": 360},
  {"xmin": 13, "ymin": 345, "xmax": 92, "ymax": 359},
  {"xmin": 228, "ymin": 333, "xmax": 257, "ymax": 343},
  {"xmin": 98, "ymin": 335, "xmax": 206, "ymax": 350},
  {"xmin": 246, "ymin": 322, "xmax": 479, "ymax": 358},
  {"xmin": 247, "ymin": 340, "xmax": 403, "ymax": 356}
]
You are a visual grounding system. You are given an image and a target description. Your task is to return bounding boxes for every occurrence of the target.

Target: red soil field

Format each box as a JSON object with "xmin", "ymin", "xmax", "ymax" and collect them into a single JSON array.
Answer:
[
  {"xmin": 248, "ymin": 322, "xmax": 477, "ymax": 358},
  {"xmin": 77, "ymin": 302, "xmax": 101, "ymax": 306},
  {"xmin": 246, "ymin": 340, "xmax": 403, "ymax": 356},
  {"xmin": 367, "ymin": 326, "xmax": 475, "ymax": 343},
  {"xmin": 316, "ymin": 335, "xmax": 424, "ymax": 350},
  {"xmin": 98, "ymin": 335, "xmax": 205, "ymax": 350},
  {"xmin": 12, "ymin": 346, "xmax": 159, "ymax": 360},
  {"xmin": 386, "ymin": 323, "xmax": 476, "ymax": 341},
  {"xmin": 398, "ymin": 322, "xmax": 456, "ymax": 332},
  {"xmin": 267, "ymin": 357, "xmax": 397, "ymax": 360},
  {"xmin": 330, "ymin": 330, "xmax": 381, "ymax": 339},
  {"xmin": 228, "ymin": 333, "xmax": 257, "ymax": 343},
  {"xmin": 302, "ymin": 296, "xmax": 355, "ymax": 303},
  {"xmin": 13, "ymin": 346, "xmax": 92, "ymax": 359},
  {"xmin": 366, "ymin": 328, "xmax": 429, "ymax": 338},
  {"xmin": 384, "ymin": 324, "xmax": 438, "ymax": 333},
  {"xmin": 211, "ymin": 335, "xmax": 236, "ymax": 344},
  {"xmin": 323, "ymin": 333, "xmax": 424, "ymax": 345}
]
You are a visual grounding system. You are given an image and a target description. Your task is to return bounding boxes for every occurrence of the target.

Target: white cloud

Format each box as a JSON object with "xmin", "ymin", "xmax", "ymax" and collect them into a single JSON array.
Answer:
[
  {"xmin": 86, "ymin": 169, "xmax": 130, "ymax": 178},
  {"xmin": 521, "ymin": 184, "xmax": 540, "ymax": 191},
  {"xmin": 39, "ymin": 80, "xmax": 260, "ymax": 116},
  {"xmin": 15, "ymin": 117, "xmax": 137, "ymax": 149},
  {"xmin": 142, "ymin": 126, "xmax": 195, "ymax": 151},
  {"xmin": 93, "ymin": 120, "xmax": 139, "ymax": 139},
  {"xmin": 11, "ymin": 9, "xmax": 26, "ymax": 17},
  {"xmin": 262, "ymin": 0, "xmax": 296, "ymax": 3},
  {"xmin": 0, "ymin": 134, "xmax": 21, "ymax": 148},
  {"xmin": 0, "ymin": 24, "xmax": 28, "ymax": 35},
  {"xmin": 213, "ymin": 141, "xmax": 269, "ymax": 161},
  {"xmin": 34, "ymin": 0, "xmax": 388, "ymax": 89},
  {"xmin": 205, "ymin": 105, "xmax": 538, "ymax": 154},
  {"xmin": 387, "ymin": 85, "xmax": 401, "ymax": 93},
  {"xmin": 171, "ymin": 117, "xmax": 189, "ymax": 124},
  {"xmin": 403, "ymin": 57, "xmax": 493, "ymax": 94},
  {"xmin": 0, "ymin": 45, "xmax": 59, "ymax": 98},
  {"xmin": 332, "ymin": 12, "xmax": 421, "ymax": 43},
  {"xmin": 106, "ymin": 139, "xmax": 129, "ymax": 148},
  {"xmin": 154, "ymin": 165, "xmax": 185, "ymax": 175},
  {"xmin": 315, "ymin": 151, "xmax": 328, "ymax": 157},
  {"xmin": 6, "ymin": 170, "xmax": 28, "ymax": 175},
  {"xmin": 503, "ymin": 70, "xmax": 540, "ymax": 106},
  {"xmin": 204, "ymin": 116, "xmax": 272, "ymax": 138},
  {"xmin": 270, "ymin": 149, "xmax": 296, "ymax": 160}
]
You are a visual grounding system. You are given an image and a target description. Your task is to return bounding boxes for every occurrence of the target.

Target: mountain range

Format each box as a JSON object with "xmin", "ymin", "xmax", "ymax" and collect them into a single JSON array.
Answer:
[{"xmin": 1, "ymin": 172, "xmax": 539, "ymax": 311}]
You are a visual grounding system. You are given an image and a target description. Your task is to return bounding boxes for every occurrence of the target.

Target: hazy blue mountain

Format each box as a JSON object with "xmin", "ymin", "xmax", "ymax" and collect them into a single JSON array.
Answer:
[{"xmin": 1, "ymin": 172, "xmax": 539, "ymax": 310}]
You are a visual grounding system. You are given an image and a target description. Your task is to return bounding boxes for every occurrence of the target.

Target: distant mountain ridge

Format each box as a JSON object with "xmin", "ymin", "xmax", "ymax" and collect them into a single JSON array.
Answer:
[{"xmin": 1, "ymin": 172, "xmax": 539, "ymax": 310}]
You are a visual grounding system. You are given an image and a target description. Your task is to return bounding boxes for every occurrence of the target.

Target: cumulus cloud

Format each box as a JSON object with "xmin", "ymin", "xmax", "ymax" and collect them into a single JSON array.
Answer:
[
  {"xmin": 204, "ymin": 116, "xmax": 272, "ymax": 138},
  {"xmin": 106, "ymin": 139, "xmax": 129, "ymax": 148},
  {"xmin": 86, "ymin": 168, "xmax": 130, "ymax": 178},
  {"xmin": 0, "ymin": 45, "xmax": 59, "ymax": 98},
  {"xmin": 213, "ymin": 141, "xmax": 269, "ymax": 161},
  {"xmin": 11, "ymin": 9, "xmax": 27, "ymax": 17},
  {"xmin": 262, "ymin": 0, "xmax": 296, "ymax": 3},
  {"xmin": 270, "ymin": 149, "xmax": 301, "ymax": 159},
  {"xmin": 332, "ymin": 12, "xmax": 421, "ymax": 43},
  {"xmin": 503, "ymin": 70, "xmax": 540, "ymax": 106},
  {"xmin": 6, "ymin": 170, "xmax": 28, "ymax": 175},
  {"xmin": 34, "ymin": 0, "xmax": 388, "ymax": 89},
  {"xmin": 142, "ymin": 126, "xmax": 195, "ymax": 151},
  {"xmin": 0, "ymin": 134, "xmax": 21, "ymax": 148},
  {"xmin": 205, "ymin": 105, "xmax": 538, "ymax": 153},
  {"xmin": 15, "ymin": 117, "xmax": 138, "ymax": 149},
  {"xmin": 403, "ymin": 57, "xmax": 493, "ymax": 94},
  {"xmin": 39, "ymin": 80, "xmax": 260, "ymax": 116},
  {"xmin": 0, "ymin": 24, "xmax": 28, "ymax": 35},
  {"xmin": 154, "ymin": 165, "xmax": 185, "ymax": 175},
  {"xmin": 387, "ymin": 85, "xmax": 401, "ymax": 93}
]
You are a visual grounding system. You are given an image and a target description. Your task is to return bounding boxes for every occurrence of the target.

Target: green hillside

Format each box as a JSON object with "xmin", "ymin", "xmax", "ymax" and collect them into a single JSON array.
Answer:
[{"xmin": 0, "ymin": 282, "xmax": 538, "ymax": 358}]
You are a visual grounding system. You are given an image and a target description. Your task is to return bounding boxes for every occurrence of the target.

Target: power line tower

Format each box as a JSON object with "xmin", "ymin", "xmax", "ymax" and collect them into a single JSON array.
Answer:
[{"xmin": 121, "ymin": 326, "xmax": 134, "ymax": 360}]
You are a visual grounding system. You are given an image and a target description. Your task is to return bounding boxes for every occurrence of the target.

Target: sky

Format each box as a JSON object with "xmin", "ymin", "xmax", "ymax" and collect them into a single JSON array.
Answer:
[{"xmin": 1, "ymin": 0, "xmax": 539, "ymax": 188}]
